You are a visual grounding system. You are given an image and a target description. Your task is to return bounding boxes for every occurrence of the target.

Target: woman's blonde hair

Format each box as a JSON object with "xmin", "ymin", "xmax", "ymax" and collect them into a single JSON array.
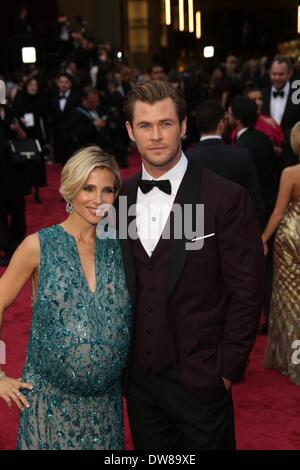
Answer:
[
  {"xmin": 291, "ymin": 122, "xmax": 300, "ymax": 156},
  {"xmin": 59, "ymin": 146, "xmax": 121, "ymax": 202}
]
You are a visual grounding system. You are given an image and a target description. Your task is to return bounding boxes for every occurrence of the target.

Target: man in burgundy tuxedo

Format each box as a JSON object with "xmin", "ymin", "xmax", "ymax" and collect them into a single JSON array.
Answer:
[{"xmin": 119, "ymin": 80, "xmax": 265, "ymax": 450}]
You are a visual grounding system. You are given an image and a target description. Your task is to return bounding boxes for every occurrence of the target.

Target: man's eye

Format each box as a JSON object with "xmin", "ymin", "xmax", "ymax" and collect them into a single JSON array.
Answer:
[
  {"xmin": 140, "ymin": 124, "xmax": 149, "ymax": 129},
  {"xmin": 162, "ymin": 122, "xmax": 172, "ymax": 127}
]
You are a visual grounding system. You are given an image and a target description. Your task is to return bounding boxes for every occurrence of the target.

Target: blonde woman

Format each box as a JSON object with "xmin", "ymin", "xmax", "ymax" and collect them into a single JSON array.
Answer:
[
  {"xmin": 0, "ymin": 146, "xmax": 132, "ymax": 449},
  {"xmin": 263, "ymin": 123, "xmax": 300, "ymax": 385}
]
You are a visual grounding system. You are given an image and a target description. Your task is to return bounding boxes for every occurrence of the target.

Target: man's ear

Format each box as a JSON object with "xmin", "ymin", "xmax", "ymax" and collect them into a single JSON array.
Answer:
[
  {"xmin": 180, "ymin": 117, "xmax": 187, "ymax": 138},
  {"xmin": 126, "ymin": 121, "xmax": 135, "ymax": 142}
]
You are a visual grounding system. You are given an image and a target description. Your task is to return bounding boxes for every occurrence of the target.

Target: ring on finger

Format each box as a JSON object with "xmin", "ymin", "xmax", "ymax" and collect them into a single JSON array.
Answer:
[{"xmin": 15, "ymin": 391, "xmax": 22, "ymax": 397}]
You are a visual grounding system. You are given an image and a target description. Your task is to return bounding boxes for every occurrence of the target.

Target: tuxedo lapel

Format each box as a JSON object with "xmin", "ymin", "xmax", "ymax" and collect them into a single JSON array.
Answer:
[
  {"xmin": 167, "ymin": 161, "xmax": 202, "ymax": 298},
  {"xmin": 264, "ymin": 88, "xmax": 271, "ymax": 115},
  {"xmin": 280, "ymin": 89, "xmax": 294, "ymax": 129},
  {"xmin": 118, "ymin": 172, "xmax": 141, "ymax": 301},
  {"xmin": 120, "ymin": 163, "xmax": 202, "ymax": 300}
]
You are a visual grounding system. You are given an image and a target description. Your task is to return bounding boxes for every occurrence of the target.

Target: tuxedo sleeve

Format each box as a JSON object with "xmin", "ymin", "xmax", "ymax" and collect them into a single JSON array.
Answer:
[
  {"xmin": 218, "ymin": 186, "xmax": 265, "ymax": 382},
  {"xmin": 243, "ymin": 153, "xmax": 265, "ymax": 230}
]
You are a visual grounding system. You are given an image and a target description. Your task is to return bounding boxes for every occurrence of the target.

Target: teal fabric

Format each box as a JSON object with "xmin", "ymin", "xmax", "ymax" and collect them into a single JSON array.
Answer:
[{"xmin": 17, "ymin": 225, "xmax": 132, "ymax": 450}]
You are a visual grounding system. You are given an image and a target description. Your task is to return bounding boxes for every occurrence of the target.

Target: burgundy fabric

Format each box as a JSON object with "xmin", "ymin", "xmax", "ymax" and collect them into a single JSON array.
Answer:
[{"xmin": 131, "ymin": 236, "xmax": 173, "ymax": 373}]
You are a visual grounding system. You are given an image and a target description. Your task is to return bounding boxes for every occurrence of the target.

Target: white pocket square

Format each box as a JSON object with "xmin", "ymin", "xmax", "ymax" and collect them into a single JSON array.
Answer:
[{"xmin": 191, "ymin": 233, "xmax": 215, "ymax": 242}]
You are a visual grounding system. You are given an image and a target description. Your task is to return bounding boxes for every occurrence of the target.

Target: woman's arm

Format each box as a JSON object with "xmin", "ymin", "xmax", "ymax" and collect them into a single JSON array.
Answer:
[
  {"xmin": 262, "ymin": 168, "xmax": 294, "ymax": 244},
  {"xmin": 0, "ymin": 234, "xmax": 40, "ymax": 410}
]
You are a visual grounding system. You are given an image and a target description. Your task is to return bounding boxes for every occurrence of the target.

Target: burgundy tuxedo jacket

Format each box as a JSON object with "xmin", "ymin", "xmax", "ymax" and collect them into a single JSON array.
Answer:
[{"xmin": 118, "ymin": 160, "xmax": 265, "ymax": 397}]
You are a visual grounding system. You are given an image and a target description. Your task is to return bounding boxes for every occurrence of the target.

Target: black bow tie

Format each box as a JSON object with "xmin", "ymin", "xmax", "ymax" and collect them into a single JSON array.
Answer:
[
  {"xmin": 59, "ymin": 94, "xmax": 67, "ymax": 100},
  {"xmin": 273, "ymin": 90, "xmax": 284, "ymax": 98},
  {"xmin": 139, "ymin": 179, "xmax": 172, "ymax": 195}
]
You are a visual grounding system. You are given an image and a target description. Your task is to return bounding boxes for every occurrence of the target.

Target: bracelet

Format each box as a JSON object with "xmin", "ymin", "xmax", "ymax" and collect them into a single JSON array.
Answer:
[{"xmin": 0, "ymin": 371, "xmax": 6, "ymax": 381}]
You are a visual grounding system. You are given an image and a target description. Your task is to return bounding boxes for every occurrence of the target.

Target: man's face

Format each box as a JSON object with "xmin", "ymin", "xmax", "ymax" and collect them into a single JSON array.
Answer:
[
  {"xmin": 247, "ymin": 90, "xmax": 263, "ymax": 114},
  {"xmin": 83, "ymin": 92, "xmax": 99, "ymax": 110},
  {"xmin": 150, "ymin": 67, "xmax": 165, "ymax": 81},
  {"xmin": 126, "ymin": 98, "xmax": 186, "ymax": 174},
  {"xmin": 57, "ymin": 77, "xmax": 71, "ymax": 94},
  {"xmin": 269, "ymin": 61, "xmax": 292, "ymax": 90}
]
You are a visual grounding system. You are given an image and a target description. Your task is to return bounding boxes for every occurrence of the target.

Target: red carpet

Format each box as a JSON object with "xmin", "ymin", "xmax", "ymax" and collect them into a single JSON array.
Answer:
[{"xmin": 1, "ymin": 154, "xmax": 300, "ymax": 450}]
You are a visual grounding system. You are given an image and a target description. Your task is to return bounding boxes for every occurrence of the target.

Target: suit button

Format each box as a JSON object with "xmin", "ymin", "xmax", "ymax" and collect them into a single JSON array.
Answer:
[
  {"xmin": 148, "ymin": 263, "xmax": 154, "ymax": 270},
  {"xmin": 148, "ymin": 286, "xmax": 154, "ymax": 292},
  {"xmin": 146, "ymin": 350, "xmax": 151, "ymax": 356},
  {"xmin": 146, "ymin": 329, "xmax": 152, "ymax": 335}
]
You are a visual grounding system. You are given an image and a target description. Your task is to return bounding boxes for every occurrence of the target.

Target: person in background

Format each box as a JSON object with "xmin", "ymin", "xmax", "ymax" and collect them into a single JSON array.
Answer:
[
  {"xmin": 49, "ymin": 73, "xmax": 80, "ymax": 165},
  {"xmin": 244, "ymin": 84, "xmax": 284, "ymax": 157},
  {"xmin": 261, "ymin": 56, "xmax": 300, "ymax": 171},
  {"xmin": 263, "ymin": 122, "xmax": 300, "ymax": 386},
  {"xmin": 228, "ymin": 96, "xmax": 277, "ymax": 335},
  {"xmin": 13, "ymin": 77, "xmax": 48, "ymax": 203},
  {"xmin": 0, "ymin": 105, "xmax": 31, "ymax": 267},
  {"xmin": 188, "ymin": 99, "xmax": 264, "ymax": 228}
]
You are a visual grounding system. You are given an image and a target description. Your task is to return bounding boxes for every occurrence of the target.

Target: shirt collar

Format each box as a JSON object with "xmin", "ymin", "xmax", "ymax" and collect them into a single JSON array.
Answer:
[
  {"xmin": 142, "ymin": 153, "xmax": 188, "ymax": 192},
  {"xmin": 200, "ymin": 135, "xmax": 222, "ymax": 142},
  {"xmin": 237, "ymin": 127, "xmax": 248, "ymax": 140},
  {"xmin": 271, "ymin": 81, "xmax": 290, "ymax": 95}
]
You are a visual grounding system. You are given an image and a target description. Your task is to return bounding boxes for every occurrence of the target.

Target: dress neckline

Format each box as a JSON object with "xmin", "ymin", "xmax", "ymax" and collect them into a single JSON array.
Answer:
[{"xmin": 55, "ymin": 224, "xmax": 98, "ymax": 296}]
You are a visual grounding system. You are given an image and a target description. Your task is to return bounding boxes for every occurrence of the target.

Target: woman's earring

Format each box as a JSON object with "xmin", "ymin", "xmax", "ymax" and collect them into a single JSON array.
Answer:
[{"xmin": 66, "ymin": 201, "xmax": 75, "ymax": 214}]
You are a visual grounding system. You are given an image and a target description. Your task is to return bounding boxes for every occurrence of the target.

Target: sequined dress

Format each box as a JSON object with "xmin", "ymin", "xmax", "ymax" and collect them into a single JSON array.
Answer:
[
  {"xmin": 16, "ymin": 225, "xmax": 132, "ymax": 450},
  {"xmin": 264, "ymin": 198, "xmax": 300, "ymax": 385}
]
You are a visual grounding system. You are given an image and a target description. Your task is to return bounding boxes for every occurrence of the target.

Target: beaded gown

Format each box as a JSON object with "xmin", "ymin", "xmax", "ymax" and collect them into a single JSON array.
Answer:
[
  {"xmin": 16, "ymin": 225, "xmax": 132, "ymax": 450},
  {"xmin": 264, "ymin": 198, "xmax": 300, "ymax": 385}
]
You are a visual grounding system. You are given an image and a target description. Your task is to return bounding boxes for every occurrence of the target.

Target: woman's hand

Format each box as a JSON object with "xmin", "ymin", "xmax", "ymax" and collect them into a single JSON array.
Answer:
[{"xmin": 0, "ymin": 376, "xmax": 33, "ymax": 411}]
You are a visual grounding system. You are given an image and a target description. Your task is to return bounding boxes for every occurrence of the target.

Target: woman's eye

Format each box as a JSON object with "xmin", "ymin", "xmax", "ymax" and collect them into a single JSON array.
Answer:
[
  {"xmin": 103, "ymin": 187, "xmax": 115, "ymax": 194},
  {"xmin": 83, "ymin": 186, "xmax": 93, "ymax": 191}
]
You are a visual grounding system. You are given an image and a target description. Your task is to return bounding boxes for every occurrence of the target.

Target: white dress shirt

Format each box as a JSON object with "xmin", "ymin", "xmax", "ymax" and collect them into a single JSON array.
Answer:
[
  {"xmin": 136, "ymin": 153, "xmax": 188, "ymax": 257},
  {"xmin": 270, "ymin": 81, "xmax": 290, "ymax": 125},
  {"xmin": 59, "ymin": 89, "xmax": 71, "ymax": 112}
]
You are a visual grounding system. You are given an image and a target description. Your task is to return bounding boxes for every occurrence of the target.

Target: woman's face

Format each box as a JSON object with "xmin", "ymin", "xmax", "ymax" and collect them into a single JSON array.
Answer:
[
  {"xmin": 247, "ymin": 90, "xmax": 263, "ymax": 114},
  {"xmin": 27, "ymin": 79, "xmax": 38, "ymax": 95},
  {"xmin": 72, "ymin": 167, "xmax": 116, "ymax": 225}
]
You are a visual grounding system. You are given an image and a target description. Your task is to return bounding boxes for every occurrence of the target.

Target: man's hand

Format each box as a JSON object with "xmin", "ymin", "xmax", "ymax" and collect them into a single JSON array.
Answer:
[
  {"xmin": 94, "ymin": 118, "xmax": 106, "ymax": 130},
  {"xmin": 222, "ymin": 377, "xmax": 232, "ymax": 391}
]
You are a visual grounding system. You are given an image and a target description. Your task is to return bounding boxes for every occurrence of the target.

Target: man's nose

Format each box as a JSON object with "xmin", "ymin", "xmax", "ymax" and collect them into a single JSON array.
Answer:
[{"xmin": 150, "ymin": 126, "xmax": 162, "ymax": 140}]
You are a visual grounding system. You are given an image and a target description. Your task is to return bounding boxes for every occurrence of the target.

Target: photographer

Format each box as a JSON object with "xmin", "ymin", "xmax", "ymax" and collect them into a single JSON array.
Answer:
[
  {"xmin": 64, "ymin": 86, "xmax": 112, "ymax": 159},
  {"xmin": 0, "ymin": 105, "xmax": 31, "ymax": 267}
]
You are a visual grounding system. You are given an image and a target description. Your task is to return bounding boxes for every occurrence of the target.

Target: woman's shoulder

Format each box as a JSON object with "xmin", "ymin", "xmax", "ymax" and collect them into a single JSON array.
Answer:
[{"xmin": 14, "ymin": 233, "xmax": 40, "ymax": 269}]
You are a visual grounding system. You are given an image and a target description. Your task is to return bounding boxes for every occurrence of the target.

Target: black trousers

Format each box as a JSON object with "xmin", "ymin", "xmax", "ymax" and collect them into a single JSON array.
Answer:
[
  {"xmin": 0, "ymin": 193, "xmax": 25, "ymax": 255},
  {"xmin": 127, "ymin": 362, "xmax": 236, "ymax": 450}
]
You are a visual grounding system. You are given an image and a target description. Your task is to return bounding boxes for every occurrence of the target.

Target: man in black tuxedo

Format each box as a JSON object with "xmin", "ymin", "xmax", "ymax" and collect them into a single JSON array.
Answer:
[
  {"xmin": 261, "ymin": 55, "xmax": 300, "ymax": 171},
  {"xmin": 49, "ymin": 73, "xmax": 80, "ymax": 164},
  {"xmin": 118, "ymin": 81, "xmax": 265, "ymax": 449},
  {"xmin": 64, "ymin": 86, "xmax": 111, "ymax": 158},
  {"xmin": 187, "ymin": 99, "xmax": 264, "ymax": 228},
  {"xmin": 228, "ymin": 96, "xmax": 277, "ymax": 334}
]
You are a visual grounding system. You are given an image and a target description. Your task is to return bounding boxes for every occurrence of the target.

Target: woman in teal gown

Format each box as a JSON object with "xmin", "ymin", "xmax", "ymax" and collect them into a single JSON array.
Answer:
[{"xmin": 0, "ymin": 146, "xmax": 132, "ymax": 450}]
